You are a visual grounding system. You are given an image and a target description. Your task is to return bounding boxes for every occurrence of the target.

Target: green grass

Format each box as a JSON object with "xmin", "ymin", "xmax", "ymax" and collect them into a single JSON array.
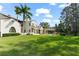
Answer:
[{"xmin": 0, "ymin": 35, "xmax": 79, "ymax": 56}]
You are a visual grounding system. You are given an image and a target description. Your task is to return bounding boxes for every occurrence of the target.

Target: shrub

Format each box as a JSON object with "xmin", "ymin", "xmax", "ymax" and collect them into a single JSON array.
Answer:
[
  {"xmin": 60, "ymin": 33, "xmax": 66, "ymax": 36},
  {"xmin": 3, "ymin": 33, "xmax": 20, "ymax": 37},
  {"xmin": 27, "ymin": 33, "xmax": 33, "ymax": 35}
]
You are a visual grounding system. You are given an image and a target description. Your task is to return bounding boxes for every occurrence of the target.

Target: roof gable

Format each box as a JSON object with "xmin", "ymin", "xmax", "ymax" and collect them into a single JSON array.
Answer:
[{"xmin": 0, "ymin": 13, "xmax": 20, "ymax": 21}]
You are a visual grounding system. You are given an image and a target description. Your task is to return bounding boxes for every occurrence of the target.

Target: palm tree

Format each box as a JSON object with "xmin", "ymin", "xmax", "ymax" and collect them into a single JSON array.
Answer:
[
  {"xmin": 15, "ymin": 4, "xmax": 32, "ymax": 33},
  {"xmin": 15, "ymin": 6, "xmax": 21, "ymax": 20}
]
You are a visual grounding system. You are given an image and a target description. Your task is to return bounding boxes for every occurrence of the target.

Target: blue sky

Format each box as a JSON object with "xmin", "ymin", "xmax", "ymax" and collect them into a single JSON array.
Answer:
[{"xmin": 0, "ymin": 3, "xmax": 70, "ymax": 27}]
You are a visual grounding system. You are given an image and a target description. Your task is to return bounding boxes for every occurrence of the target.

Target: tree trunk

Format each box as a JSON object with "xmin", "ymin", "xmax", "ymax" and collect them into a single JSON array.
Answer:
[
  {"xmin": 17, "ymin": 15, "xmax": 18, "ymax": 21},
  {"xmin": 22, "ymin": 14, "xmax": 25, "ymax": 33}
]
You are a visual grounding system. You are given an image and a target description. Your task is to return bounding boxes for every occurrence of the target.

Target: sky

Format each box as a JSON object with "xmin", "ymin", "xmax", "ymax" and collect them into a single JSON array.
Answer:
[{"xmin": 0, "ymin": 3, "xmax": 70, "ymax": 27}]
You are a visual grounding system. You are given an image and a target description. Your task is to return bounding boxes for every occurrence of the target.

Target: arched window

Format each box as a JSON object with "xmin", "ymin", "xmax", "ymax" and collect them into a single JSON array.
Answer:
[{"xmin": 9, "ymin": 27, "xmax": 16, "ymax": 32}]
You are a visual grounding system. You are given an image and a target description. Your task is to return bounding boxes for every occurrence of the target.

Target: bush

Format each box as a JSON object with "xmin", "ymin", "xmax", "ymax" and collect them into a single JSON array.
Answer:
[
  {"xmin": 27, "ymin": 33, "xmax": 33, "ymax": 35},
  {"xmin": 60, "ymin": 33, "xmax": 66, "ymax": 36},
  {"xmin": 3, "ymin": 33, "xmax": 20, "ymax": 37}
]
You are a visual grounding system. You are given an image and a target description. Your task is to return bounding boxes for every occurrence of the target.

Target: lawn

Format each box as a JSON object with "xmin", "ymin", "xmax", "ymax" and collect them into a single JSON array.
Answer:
[{"xmin": 0, "ymin": 35, "xmax": 79, "ymax": 56}]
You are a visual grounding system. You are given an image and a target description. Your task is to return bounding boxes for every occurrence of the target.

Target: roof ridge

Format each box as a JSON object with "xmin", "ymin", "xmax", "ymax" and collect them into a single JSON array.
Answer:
[{"xmin": 0, "ymin": 13, "xmax": 21, "ymax": 21}]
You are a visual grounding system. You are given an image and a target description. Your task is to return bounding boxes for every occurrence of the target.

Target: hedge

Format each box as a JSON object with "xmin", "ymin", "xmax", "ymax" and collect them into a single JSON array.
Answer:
[{"xmin": 3, "ymin": 33, "xmax": 20, "ymax": 37}]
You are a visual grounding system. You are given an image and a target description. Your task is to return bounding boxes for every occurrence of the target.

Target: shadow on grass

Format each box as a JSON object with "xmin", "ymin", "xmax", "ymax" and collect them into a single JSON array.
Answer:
[{"xmin": 0, "ymin": 36, "xmax": 79, "ymax": 56}]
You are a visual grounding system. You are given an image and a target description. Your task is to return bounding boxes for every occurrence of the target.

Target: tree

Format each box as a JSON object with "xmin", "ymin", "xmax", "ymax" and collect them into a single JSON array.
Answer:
[
  {"xmin": 59, "ymin": 3, "xmax": 79, "ymax": 36},
  {"xmin": 70, "ymin": 3, "xmax": 79, "ymax": 36},
  {"xmin": 40, "ymin": 22, "xmax": 49, "ymax": 28},
  {"xmin": 15, "ymin": 6, "xmax": 21, "ymax": 20},
  {"xmin": 57, "ymin": 21, "xmax": 66, "ymax": 35},
  {"xmin": 59, "ymin": 5, "xmax": 72, "ymax": 35},
  {"xmin": 15, "ymin": 4, "xmax": 32, "ymax": 33},
  {"xmin": 40, "ymin": 22, "xmax": 50, "ymax": 34}
]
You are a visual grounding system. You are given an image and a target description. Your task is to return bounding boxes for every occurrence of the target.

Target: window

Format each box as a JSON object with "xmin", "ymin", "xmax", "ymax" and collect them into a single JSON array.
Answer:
[{"xmin": 9, "ymin": 27, "xmax": 16, "ymax": 32}]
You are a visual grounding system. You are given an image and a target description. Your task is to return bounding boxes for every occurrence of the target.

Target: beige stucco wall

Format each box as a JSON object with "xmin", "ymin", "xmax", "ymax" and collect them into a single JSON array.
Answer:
[
  {"xmin": 24, "ymin": 19, "xmax": 30, "ymax": 33},
  {"xmin": 0, "ymin": 18, "xmax": 21, "ymax": 34}
]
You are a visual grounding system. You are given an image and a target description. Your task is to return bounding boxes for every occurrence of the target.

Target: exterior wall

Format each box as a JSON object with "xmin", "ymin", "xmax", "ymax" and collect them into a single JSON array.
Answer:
[
  {"xmin": 39, "ymin": 27, "xmax": 43, "ymax": 34},
  {"xmin": 29, "ymin": 20, "xmax": 44, "ymax": 34},
  {"xmin": 45, "ymin": 28, "xmax": 55, "ymax": 34},
  {"xmin": 0, "ymin": 14, "xmax": 44, "ymax": 36},
  {"xmin": 30, "ymin": 21, "xmax": 37, "ymax": 34},
  {"xmin": 24, "ymin": 19, "xmax": 30, "ymax": 34},
  {"xmin": 1, "ymin": 18, "xmax": 21, "ymax": 34},
  {"xmin": 0, "ymin": 13, "xmax": 46, "ymax": 37}
]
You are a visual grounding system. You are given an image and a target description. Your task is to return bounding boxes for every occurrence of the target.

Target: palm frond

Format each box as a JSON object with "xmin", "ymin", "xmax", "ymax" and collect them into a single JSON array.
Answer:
[
  {"xmin": 26, "ymin": 15, "xmax": 31, "ymax": 20},
  {"xmin": 27, "ymin": 12, "xmax": 32, "ymax": 16},
  {"xmin": 15, "ymin": 6, "xmax": 21, "ymax": 14}
]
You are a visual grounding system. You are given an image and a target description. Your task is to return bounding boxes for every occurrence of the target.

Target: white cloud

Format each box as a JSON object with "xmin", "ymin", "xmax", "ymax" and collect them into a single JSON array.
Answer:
[
  {"xmin": 49, "ymin": 3, "xmax": 56, "ymax": 6},
  {"xmin": 59, "ymin": 3, "xmax": 71, "ymax": 8},
  {"xmin": 45, "ymin": 14, "xmax": 53, "ymax": 18},
  {"xmin": 42, "ymin": 18, "xmax": 60, "ymax": 27},
  {"xmin": 35, "ymin": 14, "xmax": 39, "ymax": 16},
  {"xmin": 50, "ymin": 19, "xmax": 60, "ymax": 27},
  {"xmin": 42, "ymin": 18, "xmax": 51, "ymax": 23},
  {"xmin": 53, "ymin": 19, "xmax": 60, "ymax": 24},
  {"xmin": 49, "ymin": 3, "xmax": 71, "ymax": 9},
  {"xmin": 35, "ymin": 8, "xmax": 50, "ymax": 16},
  {"xmin": 0, "ymin": 5, "xmax": 3, "ymax": 11}
]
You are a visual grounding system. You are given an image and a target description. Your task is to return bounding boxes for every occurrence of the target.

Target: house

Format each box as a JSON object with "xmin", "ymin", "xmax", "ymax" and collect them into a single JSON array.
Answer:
[
  {"xmin": 0, "ymin": 13, "xmax": 56, "ymax": 37},
  {"xmin": 29, "ymin": 20, "xmax": 43, "ymax": 34},
  {"xmin": 0, "ymin": 13, "xmax": 44, "ymax": 37},
  {"xmin": 45, "ymin": 27, "xmax": 55, "ymax": 34}
]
